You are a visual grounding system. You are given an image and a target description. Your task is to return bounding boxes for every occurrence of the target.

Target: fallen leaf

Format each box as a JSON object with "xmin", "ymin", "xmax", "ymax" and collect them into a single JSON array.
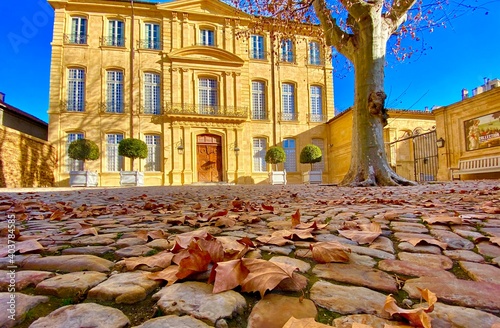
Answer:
[
  {"xmin": 338, "ymin": 222, "xmax": 382, "ymax": 245},
  {"xmin": 176, "ymin": 241, "xmax": 212, "ymax": 279},
  {"xmin": 212, "ymin": 259, "xmax": 249, "ymax": 293},
  {"xmin": 295, "ymin": 221, "xmax": 328, "ymax": 230},
  {"xmin": 17, "ymin": 240, "xmax": 45, "ymax": 254},
  {"xmin": 240, "ymin": 258, "xmax": 298, "ymax": 298},
  {"xmin": 120, "ymin": 251, "xmax": 174, "ymax": 271},
  {"xmin": 256, "ymin": 234, "xmax": 293, "ymax": 246},
  {"xmin": 215, "ymin": 216, "xmax": 237, "ymax": 228},
  {"xmin": 272, "ymin": 229, "xmax": 315, "ymax": 241},
  {"xmin": 237, "ymin": 237, "xmax": 255, "ymax": 248},
  {"xmin": 352, "ymin": 324, "xmax": 374, "ymax": 328},
  {"xmin": 384, "ymin": 288, "xmax": 436, "ymax": 328},
  {"xmin": 198, "ymin": 238, "xmax": 224, "ymax": 263},
  {"xmin": 422, "ymin": 215, "xmax": 462, "ymax": 225},
  {"xmin": 146, "ymin": 265, "xmax": 179, "ymax": 285},
  {"xmin": 75, "ymin": 227, "xmax": 98, "ymax": 237},
  {"xmin": 401, "ymin": 237, "xmax": 447, "ymax": 250},
  {"xmin": 310, "ymin": 241, "xmax": 350, "ymax": 263},
  {"xmin": 282, "ymin": 317, "xmax": 332, "ymax": 328},
  {"xmin": 291, "ymin": 209, "xmax": 301, "ymax": 227},
  {"xmin": 490, "ymin": 237, "xmax": 500, "ymax": 246},
  {"xmin": 172, "ymin": 230, "xmax": 209, "ymax": 251},
  {"xmin": 262, "ymin": 203, "xmax": 274, "ymax": 212}
]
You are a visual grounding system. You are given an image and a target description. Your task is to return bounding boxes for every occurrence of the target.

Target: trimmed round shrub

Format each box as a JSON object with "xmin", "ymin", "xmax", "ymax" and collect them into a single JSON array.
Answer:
[
  {"xmin": 300, "ymin": 144, "xmax": 322, "ymax": 168},
  {"xmin": 68, "ymin": 139, "xmax": 100, "ymax": 163},
  {"xmin": 118, "ymin": 138, "xmax": 148, "ymax": 160},
  {"xmin": 265, "ymin": 146, "xmax": 286, "ymax": 170}
]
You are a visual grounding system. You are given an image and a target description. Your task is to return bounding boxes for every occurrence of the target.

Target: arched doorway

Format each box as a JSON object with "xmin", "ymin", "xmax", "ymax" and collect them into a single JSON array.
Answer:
[{"xmin": 197, "ymin": 134, "xmax": 223, "ymax": 182}]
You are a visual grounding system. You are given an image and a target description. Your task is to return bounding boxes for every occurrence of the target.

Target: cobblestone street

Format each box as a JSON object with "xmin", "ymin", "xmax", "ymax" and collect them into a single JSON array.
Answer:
[{"xmin": 1, "ymin": 181, "xmax": 499, "ymax": 327}]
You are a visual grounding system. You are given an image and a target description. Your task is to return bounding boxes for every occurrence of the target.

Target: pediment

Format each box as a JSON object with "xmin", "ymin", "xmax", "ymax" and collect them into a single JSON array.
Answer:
[
  {"xmin": 167, "ymin": 46, "xmax": 244, "ymax": 67},
  {"xmin": 157, "ymin": 0, "xmax": 249, "ymax": 18}
]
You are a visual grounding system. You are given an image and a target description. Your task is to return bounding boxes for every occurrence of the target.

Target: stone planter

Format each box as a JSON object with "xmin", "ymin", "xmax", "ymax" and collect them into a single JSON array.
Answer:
[
  {"xmin": 269, "ymin": 170, "xmax": 287, "ymax": 185},
  {"xmin": 120, "ymin": 171, "xmax": 144, "ymax": 186},
  {"xmin": 302, "ymin": 170, "xmax": 322, "ymax": 184},
  {"xmin": 69, "ymin": 171, "xmax": 98, "ymax": 187}
]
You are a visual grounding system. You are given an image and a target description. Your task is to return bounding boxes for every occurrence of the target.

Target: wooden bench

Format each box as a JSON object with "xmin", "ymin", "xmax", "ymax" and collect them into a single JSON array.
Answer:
[{"xmin": 451, "ymin": 155, "xmax": 500, "ymax": 179}]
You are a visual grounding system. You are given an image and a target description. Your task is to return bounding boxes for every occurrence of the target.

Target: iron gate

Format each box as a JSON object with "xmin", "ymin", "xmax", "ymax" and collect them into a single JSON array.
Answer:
[
  {"xmin": 413, "ymin": 130, "xmax": 438, "ymax": 182},
  {"xmin": 387, "ymin": 129, "xmax": 438, "ymax": 182}
]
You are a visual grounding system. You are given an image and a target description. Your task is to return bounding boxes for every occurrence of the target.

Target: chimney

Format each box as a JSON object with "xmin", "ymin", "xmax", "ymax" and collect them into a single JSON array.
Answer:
[
  {"xmin": 461, "ymin": 88, "xmax": 468, "ymax": 100},
  {"xmin": 0, "ymin": 92, "xmax": 4, "ymax": 103},
  {"xmin": 424, "ymin": 106, "xmax": 429, "ymax": 112}
]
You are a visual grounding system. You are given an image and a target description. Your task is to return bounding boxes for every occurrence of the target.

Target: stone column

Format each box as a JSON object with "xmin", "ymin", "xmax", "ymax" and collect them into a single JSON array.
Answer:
[
  {"xmin": 171, "ymin": 12, "xmax": 178, "ymax": 50},
  {"xmin": 170, "ymin": 67, "xmax": 180, "ymax": 105},
  {"xmin": 171, "ymin": 123, "xmax": 184, "ymax": 185},
  {"xmin": 182, "ymin": 13, "xmax": 189, "ymax": 47},
  {"xmin": 181, "ymin": 68, "xmax": 190, "ymax": 106}
]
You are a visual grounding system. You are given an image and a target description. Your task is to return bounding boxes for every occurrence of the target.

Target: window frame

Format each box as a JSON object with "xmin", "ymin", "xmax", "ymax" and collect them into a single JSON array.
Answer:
[
  {"xmin": 144, "ymin": 134, "xmax": 161, "ymax": 172},
  {"xmin": 283, "ymin": 138, "xmax": 297, "ymax": 172},
  {"xmin": 108, "ymin": 19, "xmax": 125, "ymax": 47},
  {"xmin": 200, "ymin": 28, "xmax": 215, "ymax": 46},
  {"xmin": 106, "ymin": 70, "xmax": 124, "ymax": 113},
  {"xmin": 250, "ymin": 34, "xmax": 265, "ymax": 60},
  {"xmin": 252, "ymin": 137, "xmax": 267, "ymax": 172},
  {"xmin": 66, "ymin": 132, "xmax": 84, "ymax": 172},
  {"xmin": 143, "ymin": 22, "xmax": 161, "ymax": 49},
  {"xmin": 310, "ymin": 85, "xmax": 323, "ymax": 122},
  {"xmin": 251, "ymin": 81, "xmax": 266, "ymax": 120},
  {"xmin": 198, "ymin": 77, "xmax": 218, "ymax": 114},
  {"xmin": 309, "ymin": 41, "xmax": 321, "ymax": 65},
  {"xmin": 280, "ymin": 39, "xmax": 294, "ymax": 63},
  {"xmin": 281, "ymin": 83, "xmax": 296, "ymax": 121},
  {"xmin": 106, "ymin": 133, "xmax": 124, "ymax": 172},
  {"xmin": 67, "ymin": 68, "xmax": 85, "ymax": 112},
  {"xmin": 143, "ymin": 72, "xmax": 161, "ymax": 114},
  {"xmin": 69, "ymin": 16, "xmax": 87, "ymax": 44}
]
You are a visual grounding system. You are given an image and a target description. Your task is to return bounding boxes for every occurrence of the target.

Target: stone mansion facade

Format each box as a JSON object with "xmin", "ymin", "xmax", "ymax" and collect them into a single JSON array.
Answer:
[{"xmin": 47, "ymin": 0, "xmax": 335, "ymax": 186}]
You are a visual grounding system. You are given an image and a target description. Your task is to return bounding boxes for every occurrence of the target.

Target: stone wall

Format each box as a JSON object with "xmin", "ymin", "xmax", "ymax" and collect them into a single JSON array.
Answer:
[{"xmin": 0, "ymin": 126, "xmax": 56, "ymax": 188}]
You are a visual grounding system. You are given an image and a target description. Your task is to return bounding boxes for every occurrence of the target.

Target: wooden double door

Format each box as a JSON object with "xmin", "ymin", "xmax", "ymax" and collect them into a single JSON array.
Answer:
[{"xmin": 197, "ymin": 134, "xmax": 223, "ymax": 182}]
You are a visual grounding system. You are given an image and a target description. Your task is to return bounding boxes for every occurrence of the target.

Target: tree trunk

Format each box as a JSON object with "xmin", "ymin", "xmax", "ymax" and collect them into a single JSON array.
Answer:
[{"xmin": 341, "ymin": 16, "xmax": 415, "ymax": 187}]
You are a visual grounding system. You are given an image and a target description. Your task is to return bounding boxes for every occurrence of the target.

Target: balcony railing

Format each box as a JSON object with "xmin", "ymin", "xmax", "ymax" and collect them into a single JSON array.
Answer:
[
  {"xmin": 64, "ymin": 34, "xmax": 87, "ymax": 45},
  {"xmin": 100, "ymin": 36, "xmax": 125, "ymax": 47},
  {"xmin": 139, "ymin": 104, "xmax": 163, "ymax": 115},
  {"xmin": 60, "ymin": 100, "xmax": 86, "ymax": 112},
  {"xmin": 99, "ymin": 102, "xmax": 127, "ymax": 114},
  {"xmin": 280, "ymin": 112, "xmax": 297, "ymax": 121},
  {"xmin": 138, "ymin": 39, "xmax": 162, "ymax": 50},
  {"xmin": 165, "ymin": 103, "xmax": 248, "ymax": 118},
  {"xmin": 195, "ymin": 42, "xmax": 218, "ymax": 47},
  {"xmin": 308, "ymin": 113, "xmax": 325, "ymax": 123},
  {"xmin": 251, "ymin": 111, "xmax": 267, "ymax": 120}
]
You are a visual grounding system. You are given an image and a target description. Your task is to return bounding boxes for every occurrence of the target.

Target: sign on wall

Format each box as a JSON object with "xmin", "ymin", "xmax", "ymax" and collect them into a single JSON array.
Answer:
[{"xmin": 464, "ymin": 111, "xmax": 500, "ymax": 151}]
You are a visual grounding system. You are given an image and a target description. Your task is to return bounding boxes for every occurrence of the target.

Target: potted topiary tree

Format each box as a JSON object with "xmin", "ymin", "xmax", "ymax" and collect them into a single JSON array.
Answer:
[
  {"xmin": 118, "ymin": 138, "xmax": 148, "ymax": 186},
  {"xmin": 265, "ymin": 146, "xmax": 287, "ymax": 185},
  {"xmin": 300, "ymin": 144, "xmax": 323, "ymax": 184},
  {"xmin": 68, "ymin": 138, "xmax": 100, "ymax": 187}
]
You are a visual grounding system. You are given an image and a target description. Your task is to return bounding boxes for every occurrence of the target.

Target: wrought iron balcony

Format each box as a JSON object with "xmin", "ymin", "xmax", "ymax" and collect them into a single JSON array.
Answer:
[
  {"xmin": 60, "ymin": 100, "xmax": 86, "ymax": 112},
  {"xmin": 308, "ymin": 113, "xmax": 325, "ymax": 123},
  {"xmin": 280, "ymin": 112, "xmax": 297, "ymax": 121},
  {"xmin": 99, "ymin": 102, "xmax": 127, "ymax": 114},
  {"xmin": 64, "ymin": 34, "xmax": 87, "ymax": 45},
  {"xmin": 138, "ymin": 39, "xmax": 162, "ymax": 50},
  {"xmin": 165, "ymin": 103, "xmax": 248, "ymax": 118},
  {"xmin": 251, "ymin": 111, "xmax": 267, "ymax": 120},
  {"xmin": 100, "ymin": 36, "xmax": 125, "ymax": 47},
  {"xmin": 139, "ymin": 104, "xmax": 163, "ymax": 115}
]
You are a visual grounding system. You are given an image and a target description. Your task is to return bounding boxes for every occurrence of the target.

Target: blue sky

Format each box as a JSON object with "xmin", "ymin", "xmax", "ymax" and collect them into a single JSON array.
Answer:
[{"xmin": 0, "ymin": 0, "xmax": 499, "ymax": 123}]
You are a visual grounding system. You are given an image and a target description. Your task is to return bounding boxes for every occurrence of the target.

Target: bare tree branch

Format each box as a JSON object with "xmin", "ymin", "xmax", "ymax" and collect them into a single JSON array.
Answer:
[
  {"xmin": 384, "ymin": 0, "xmax": 418, "ymax": 32},
  {"xmin": 339, "ymin": 0, "xmax": 371, "ymax": 20},
  {"xmin": 313, "ymin": 0, "xmax": 356, "ymax": 59}
]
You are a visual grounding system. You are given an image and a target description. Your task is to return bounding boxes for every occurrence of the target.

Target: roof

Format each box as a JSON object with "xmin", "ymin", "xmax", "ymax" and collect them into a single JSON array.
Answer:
[
  {"xmin": 0, "ymin": 100, "xmax": 48, "ymax": 127},
  {"xmin": 328, "ymin": 107, "xmax": 434, "ymax": 124}
]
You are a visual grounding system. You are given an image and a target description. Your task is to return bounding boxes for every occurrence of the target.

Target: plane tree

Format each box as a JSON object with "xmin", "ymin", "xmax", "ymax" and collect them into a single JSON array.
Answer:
[{"xmin": 230, "ymin": 0, "xmax": 464, "ymax": 186}]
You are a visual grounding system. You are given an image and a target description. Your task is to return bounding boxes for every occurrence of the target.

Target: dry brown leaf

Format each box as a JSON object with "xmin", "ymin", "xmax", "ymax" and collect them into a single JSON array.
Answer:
[
  {"xmin": 291, "ymin": 209, "xmax": 301, "ymax": 227},
  {"xmin": 240, "ymin": 258, "xmax": 298, "ymax": 298},
  {"xmin": 75, "ymin": 227, "xmax": 98, "ymax": 237},
  {"xmin": 148, "ymin": 230, "xmax": 168, "ymax": 240},
  {"xmin": 198, "ymin": 238, "xmax": 224, "ymax": 263},
  {"xmin": 352, "ymin": 324, "xmax": 375, "ymax": 328},
  {"xmin": 271, "ymin": 229, "xmax": 315, "ymax": 241},
  {"xmin": 384, "ymin": 288, "xmax": 436, "ymax": 328},
  {"xmin": 121, "ymin": 251, "xmax": 174, "ymax": 271},
  {"xmin": 172, "ymin": 230, "xmax": 209, "ymax": 251},
  {"xmin": 215, "ymin": 216, "xmax": 237, "ymax": 228},
  {"xmin": 295, "ymin": 221, "xmax": 328, "ymax": 230},
  {"xmin": 422, "ymin": 215, "xmax": 462, "ymax": 225},
  {"xmin": 212, "ymin": 259, "xmax": 250, "ymax": 293},
  {"xmin": 16, "ymin": 240, "xmax": 45, "ymax": 254},
  {"xmin": 146, "ymin": 265, "xmax": 179, "ymax": 285},
  {"xmin": 490, "ymin": 237, "xmax": 500, "ymax": 246},
  {"xmin": 256, "ymin": 235, "xmax": 293, "ymax": 246},
  {"xmin": 176, "ymin": 242, "xmax": 212, "ymax": 279},
  {"xmin": 338, "ymin": 222, "xmax": 382, "ymax": 245},
  {"xmin": 282, "ymin": 317, "xmax": 332, "ymax": 328},
  {"xmin": 491, "ymin": 323, "xmax": 500, "ymax": 328},
  {"xmin": 262, "ymin": 203, "xmax": 274, "ymax": 212},
  {"xmin": 402, "ymin": 237, "xmax": 447, "ymax": 250},
  {"xmin": 310, "ymin": 241, "xmax": 350, "ymax": 263},
  {"xmin": 135, "ymin": 230, "xmax": 149, "ymax": 241}
]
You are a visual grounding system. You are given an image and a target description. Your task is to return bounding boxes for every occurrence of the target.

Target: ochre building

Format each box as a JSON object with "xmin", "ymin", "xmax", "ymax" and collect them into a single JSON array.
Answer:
[{"xmin": 47, "ymin": 0, "xmax": 335, "ymax": 186}]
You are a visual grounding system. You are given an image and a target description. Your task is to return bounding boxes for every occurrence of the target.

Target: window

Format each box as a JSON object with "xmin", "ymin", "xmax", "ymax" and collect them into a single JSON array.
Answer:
[
  {"xmin": 143, "ymin": 23, "xmax": 160, "ymax": 49},
  {"xmin": 106, "ymin": 133, "xmax": 123, "ymax": 171},
  {"xmin": 106, "ymin": 70, "xmax": 123, "ymax": 113},
  {"xmin": 145, "ymin": 135, "xmax": 161, "ymax": 171},
  {"xmin": 252, "ymin": 81, "xmax": 266, "ymax": 120},
  {"xmin": 283, "ymin": 139, "xmax": 296, "ymax": 172},
  {"xmin": 250, "ymin": 35, "xmax": 265, "ymax": 59},
  {"xmin": 66, "ymin": 132, "xmax": 84, "ymax": 172},
  {"xmin": 144, "ymin": 72, "xmax": 160, "ymax": 114},
  {"xmin": 310, "ymin": 86, "xmax": 323, "ymax": 122},
  {"xmin": 69, "ymin": 17, "xmax": 87, "ymax": 44},
  {"xmin": 309, "ymin": 41, "xmax": 321, "ymax": 65},
  {"xmin": 108, "ymin": 20, "xmax": 124, "ymax": 46},
  {"xmin": 200, "ymin": 29, "xmax": 214, "ymax": 46},
  {"xmin": 281, "ymin": 39, "xmax": 294, "ymax": 62},
  {"xmin": 199, "ymin": 78, "xmax": 218, "ymax": 114},
  {"xmin": 253, "ymin": 138, "xmax": 267, "ymax": 172},
  {"xmin": 282, "ymin": 83, "xmax": 295, "ymax": 121},
  {"xmin": 67, "ymin": 68, "xmax": 85, "ymax": 112},
  {"xmin": 312, "ymin": 138, "xmax": 325, "ymax": 171}
]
